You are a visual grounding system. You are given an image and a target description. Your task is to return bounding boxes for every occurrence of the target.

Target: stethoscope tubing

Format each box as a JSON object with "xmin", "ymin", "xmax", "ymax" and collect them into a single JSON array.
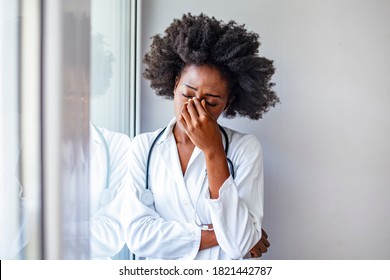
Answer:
[
  {"xmin": 145, "ymin": 124, "xmax": 234, "ymax": 190},
  {"xmin": 92, "ymin": 123, "xmax": 111, "ymax": 190}
]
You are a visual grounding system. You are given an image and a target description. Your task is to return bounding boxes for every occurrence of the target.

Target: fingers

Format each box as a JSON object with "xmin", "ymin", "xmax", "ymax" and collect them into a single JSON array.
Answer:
[
  {"xmin": 257, "ymin": 240, "xmax": 268, "ymax": 253},
  {"xmin": 186, "ymin": 98, "xmax": 200, "ymax": 120},
  {"xmin": 186, "ymin": 97, "xmax": 209, "ymax": 119},
  {"xmin": 181, "ymin": 98, "xmax": 210, "ymax": 128},
  {"xmin": 249, "ymin": 241, "xmax": 267, "ymax": 259},
  {"xmin": 180, "ymin": 102, "xmax": 191, "ymax": 128},
  {"xmin": 179, "ymin": 98, "xmax": 221, "ymax": 151},
  {"xmin": 262, "ymin": 228, "xmax": 269, "ymax": 239},
  {"xmin": 180, "ymin": 99, "xmax": 198, "ymax": 134},
  {"xmin": 250, "ymin": 248, "xmax": 262, "ymax": 258},
  {"xmin": 194, "ymin": 98, "xmax": 208, "ymax": 117},
  {"xmin": 249, "ymin": 245, "xmax": 265, "ymax": 258},
  {"xmin": 248, "ymin": 230, "xmax": 270, "ymax": 258},
  {"xmin": 261, "ymin": 229, "xmax": 270, "ymax": 248},
  {"xmin": 262, "ymin": 236, "xmax": 270, "ymax": 248}
]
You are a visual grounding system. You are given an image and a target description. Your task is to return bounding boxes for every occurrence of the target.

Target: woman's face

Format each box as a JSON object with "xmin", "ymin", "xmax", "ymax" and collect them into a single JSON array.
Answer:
[{"xmin": 173, "ymin": 64, "xmax": 230, "ymax": 121}]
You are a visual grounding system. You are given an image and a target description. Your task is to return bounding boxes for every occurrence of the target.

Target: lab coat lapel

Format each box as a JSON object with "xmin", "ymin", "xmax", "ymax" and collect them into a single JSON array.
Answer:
[
  {"xmin": 157, "ymin": 136, "xmax": 201, "ymax": 222},
  {"xmin": 89, "ymin": 124, "xmax": 108, "ymax": 211},
  {"xmin": 157, "ymin": 136, "xmax": 188, "ymax": 190},
  {"xmin": 186, "ymin": 146, "xmax": 202, "ymax": 171}
]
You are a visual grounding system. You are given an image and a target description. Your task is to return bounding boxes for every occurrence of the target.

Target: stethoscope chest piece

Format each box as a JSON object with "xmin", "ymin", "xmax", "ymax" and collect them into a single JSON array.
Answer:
[{"xmin": 140, "ymin": 190, "xmax": 154, "ymax": 206}]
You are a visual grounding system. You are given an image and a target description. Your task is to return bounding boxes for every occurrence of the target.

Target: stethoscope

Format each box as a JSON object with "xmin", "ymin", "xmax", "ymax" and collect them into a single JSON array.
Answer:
[
  {"xmin": 141, "ymin": 124, "xmax": 235, "ymax": 208},
  {"xmin": 92, "ymin": 123, "xmax": 112, "ymax": 206}
]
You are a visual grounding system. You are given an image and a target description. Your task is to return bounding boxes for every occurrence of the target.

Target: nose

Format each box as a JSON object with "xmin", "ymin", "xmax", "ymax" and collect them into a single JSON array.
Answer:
[{"xmin": 195, "ymin": 92, "xmax": 206, "ymax": 101}]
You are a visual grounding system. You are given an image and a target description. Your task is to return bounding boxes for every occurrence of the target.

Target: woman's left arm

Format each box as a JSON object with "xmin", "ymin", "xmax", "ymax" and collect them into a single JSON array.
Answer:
[{"xmin": 207, "ymin": 134, "xmax": 264, "ymax": 259}]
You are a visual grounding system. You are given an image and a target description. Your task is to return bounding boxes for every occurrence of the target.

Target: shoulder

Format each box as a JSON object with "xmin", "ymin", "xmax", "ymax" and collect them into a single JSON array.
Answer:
[
  {"xmin": 98, "ymin": 127, "xmax": 131, "ymax": 150},
  {"xmin": 223, "ymin": 126, "xmax": 262, "ymax": 150},
  {"xmin": 222, "ymin": 126, "xmax": 263, "ymax": 159},
  {"xmin": 130, "ymin": 128, "xmax": 166, "ymax": 154}
]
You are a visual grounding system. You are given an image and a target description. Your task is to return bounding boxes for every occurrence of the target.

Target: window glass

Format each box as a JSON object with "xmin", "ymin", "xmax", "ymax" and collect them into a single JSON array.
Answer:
[
  {"xmin": 91, "ymin": 0, "xmax": 132, "ymax": 135},
  {"xmin": 90, "ymin": 0, "xmax": 133, "ymax": 260},
  {"xmin": 0, "ymin": 0, "xmax": 22, "ymax": 260},
  {"xmin": 0, "ymin": 0, "xmax": 135, "ymax": 260}
]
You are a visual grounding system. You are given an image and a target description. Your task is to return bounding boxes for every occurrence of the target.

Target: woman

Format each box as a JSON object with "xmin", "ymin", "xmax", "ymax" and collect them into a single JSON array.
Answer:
[{"xmin": 127, "ymin": 13, "xmax": 278, "ymax": 259}]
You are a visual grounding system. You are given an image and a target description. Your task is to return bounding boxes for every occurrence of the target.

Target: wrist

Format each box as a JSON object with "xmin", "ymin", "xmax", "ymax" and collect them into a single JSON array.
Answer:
[
  {"xmin": 203, "ymin": 144, "xmax": 225, "ymax": 160},
  {"xmin": 199, "ymin": 228, "xmax": 218, "ymax": 250}
]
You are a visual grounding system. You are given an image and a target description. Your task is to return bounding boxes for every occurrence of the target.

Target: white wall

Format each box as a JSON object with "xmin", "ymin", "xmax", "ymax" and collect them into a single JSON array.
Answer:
[{"xmin": 138, "ymin": 0, "xmax": 390, "ymax": 259}]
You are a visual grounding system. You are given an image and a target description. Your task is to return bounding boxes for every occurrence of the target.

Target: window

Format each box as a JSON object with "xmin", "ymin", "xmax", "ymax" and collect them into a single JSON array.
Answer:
[
  {"xmin": 91, "ymin": 0, "xmax": 135, "ymax": 136},
  {"xmin": 0, "ymin": 0, "xmax": 22, "ymax": 260},
  {"xmin": 0, "ymin": 0, "xmax": 136, "ymax": 259}
]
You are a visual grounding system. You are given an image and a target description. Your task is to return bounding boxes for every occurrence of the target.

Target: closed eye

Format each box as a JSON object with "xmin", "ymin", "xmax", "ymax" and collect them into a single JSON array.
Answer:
[
  {"xmin": 181, "ymin": 92, "xmax": 218, "ymax": 106},
  {"xmin": 181, "ymin": 93, "xmax": 193, "ymax": 98},
  {"xmin": 205, "ymin": 101, "xmax": 217, "ymax": 107}
]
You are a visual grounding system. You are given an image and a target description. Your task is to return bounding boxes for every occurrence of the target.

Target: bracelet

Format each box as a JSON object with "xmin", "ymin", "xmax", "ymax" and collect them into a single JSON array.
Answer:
[{"xmin": 200, "ymin": 224, "xmax": 214, "ymax": 231}]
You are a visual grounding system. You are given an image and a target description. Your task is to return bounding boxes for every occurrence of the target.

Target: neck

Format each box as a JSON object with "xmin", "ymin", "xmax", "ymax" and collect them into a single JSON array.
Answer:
[{"xmin": 173, "ymin": 123, "xmax": 192, "ymax": 145}]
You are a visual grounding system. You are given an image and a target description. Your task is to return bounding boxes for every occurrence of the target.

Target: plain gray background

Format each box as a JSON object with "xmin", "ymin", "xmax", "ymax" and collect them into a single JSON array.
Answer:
[{"xmin": 137, "ymin": 0, "xmax": 390, "ymax": 259}]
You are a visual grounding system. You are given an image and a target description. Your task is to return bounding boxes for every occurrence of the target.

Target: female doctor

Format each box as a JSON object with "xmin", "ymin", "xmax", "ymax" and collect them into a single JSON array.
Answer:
[{"xmin": 127, "ymin": 13, "xmax": 278, "ymax": 259}]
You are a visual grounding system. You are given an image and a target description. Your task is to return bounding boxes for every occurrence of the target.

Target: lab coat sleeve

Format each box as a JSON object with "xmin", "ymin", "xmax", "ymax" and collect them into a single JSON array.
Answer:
[
  {"xmin": 206, "ymin": 134, "xmax": 263, "ymax": 259},
  {"xmin": 126, "ymin": 134, "xmax": 201, "ymax": 260},
  {"xmin": 90, "ymin": 133, "xmax": 132, "ymax": 259}
]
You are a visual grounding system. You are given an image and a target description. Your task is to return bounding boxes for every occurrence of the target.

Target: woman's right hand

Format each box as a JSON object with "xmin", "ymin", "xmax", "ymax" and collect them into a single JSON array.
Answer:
[
  {"xmin": 200, "ymin": 227, "xmax": 270, "ymax": 258},
  {"xmin": 249, "ymin": 228, "xmax": 270, "ymax": 258}
]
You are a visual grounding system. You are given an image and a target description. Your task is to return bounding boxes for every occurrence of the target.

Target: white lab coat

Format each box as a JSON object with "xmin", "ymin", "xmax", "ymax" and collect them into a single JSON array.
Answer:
[
  {"xmin": 89, "ymin": 124, "xmax": 132, "ymax": 259},
  {"xmin": 127, "ymin": 118, "xmax": 264, "ymax": 259},
  {"xmin": 0, "ymin": 124, "xmax": 131, "ymax": 259}
]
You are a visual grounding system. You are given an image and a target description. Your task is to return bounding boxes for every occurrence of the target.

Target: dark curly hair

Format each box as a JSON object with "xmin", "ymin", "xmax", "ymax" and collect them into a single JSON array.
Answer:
[{"xmin": 143, "ymin": 13, "xmax": 279, "ymax": 120}]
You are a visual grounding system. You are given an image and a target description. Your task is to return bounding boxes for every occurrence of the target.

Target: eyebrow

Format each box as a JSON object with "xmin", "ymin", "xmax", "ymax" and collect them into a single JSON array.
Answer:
[{"xmin": 183, "ymin": 84, "xmax": 222, "ymax": 99}]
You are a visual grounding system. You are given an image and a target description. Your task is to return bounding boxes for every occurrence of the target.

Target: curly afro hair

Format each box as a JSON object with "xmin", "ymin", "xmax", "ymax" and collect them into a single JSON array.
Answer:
[{"xmin": 143, "ymin": 13, "xmax": 279, "ymax": 120}]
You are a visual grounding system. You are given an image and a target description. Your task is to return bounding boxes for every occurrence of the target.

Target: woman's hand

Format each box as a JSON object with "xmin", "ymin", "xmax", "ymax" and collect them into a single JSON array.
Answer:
[
  {"xmin": 249, "ymin": 229, "xmax": 270, "ymax": 258},
  {"xmin": 179, "ymin": 97, "xmax": 230, "ymax": 199},
  {"xmin": 178, "ymin": 97, "xmax": 223, "ymax": 154}
]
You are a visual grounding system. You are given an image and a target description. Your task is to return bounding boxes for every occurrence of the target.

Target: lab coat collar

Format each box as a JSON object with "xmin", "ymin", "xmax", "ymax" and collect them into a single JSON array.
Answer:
[
  {"xmin": 155, "ymin": 117, "xmax": 228, "ymax": 169},
  {"xmin": 155, "ymin": 117, "xmax": 177, "ymax": 144},
  {"xmin": 90, "ymin": 122, "xmax": 103, "ymax": 144},
  {"xmin": 156, "ymin": 117, "xmax": 203, "ymax": 172}
]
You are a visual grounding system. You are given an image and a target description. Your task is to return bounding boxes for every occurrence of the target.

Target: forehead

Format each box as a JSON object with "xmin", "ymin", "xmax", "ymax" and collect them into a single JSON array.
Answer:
[{"xmin": 178, "ymin": 64, "xmax": 229, "ymax": 94}]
